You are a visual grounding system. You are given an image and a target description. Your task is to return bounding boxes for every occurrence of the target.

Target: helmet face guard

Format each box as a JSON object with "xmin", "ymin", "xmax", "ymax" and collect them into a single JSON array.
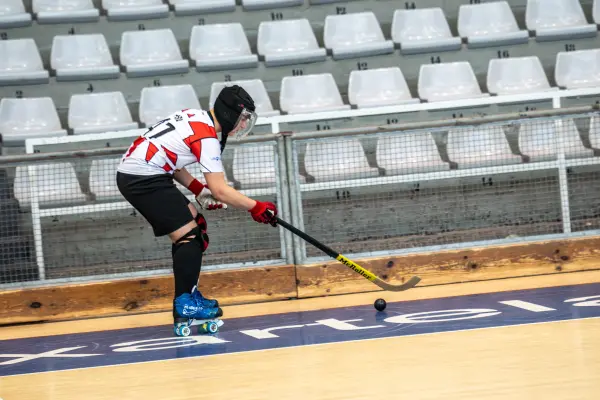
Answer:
[
  {"xmin": 213, "ymin": 85, "xmax": 256, "ymax": 152},
  {"xmin": 229, "ymin": 108, "xmax": 257, "ymax": 140}
]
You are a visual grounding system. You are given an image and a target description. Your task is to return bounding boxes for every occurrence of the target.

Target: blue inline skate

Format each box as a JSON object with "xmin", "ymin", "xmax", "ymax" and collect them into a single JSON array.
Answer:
[{"xmin": 173, "ymin": 288, "xmax": 223, "ymax": 337}]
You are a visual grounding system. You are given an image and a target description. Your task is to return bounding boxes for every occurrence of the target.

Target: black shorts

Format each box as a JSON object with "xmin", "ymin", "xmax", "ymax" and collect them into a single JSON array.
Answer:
[{"xmin": 117, "ymin": 172, "xmax": 194, "ymax": 237}]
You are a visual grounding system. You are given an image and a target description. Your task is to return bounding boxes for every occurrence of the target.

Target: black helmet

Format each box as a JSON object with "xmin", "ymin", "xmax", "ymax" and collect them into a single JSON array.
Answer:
[{"xmin": 213, "ymin": 85, "xmax": 257, "ymax": 152}]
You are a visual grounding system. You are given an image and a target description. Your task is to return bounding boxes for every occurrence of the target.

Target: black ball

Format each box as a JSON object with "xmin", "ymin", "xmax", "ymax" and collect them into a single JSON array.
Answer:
[{"xmin": 374, "ymin": 298, "xmax": 387, "ymax": 312}]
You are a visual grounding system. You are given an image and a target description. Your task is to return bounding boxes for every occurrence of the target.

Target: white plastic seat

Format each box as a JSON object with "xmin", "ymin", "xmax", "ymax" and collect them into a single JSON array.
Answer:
[
  {"xmin": 0, "ymin": 98, "xmax": 67, "ymax": 145},
  {"xmin": 102, "ymin": 0, "xmax": 168, "ymax": 20},
  {"xmin": 324, "ymin": 12, "xmax": 394, "ymax": 60},
  {"xmin": 68, "ymin": 92, "xmax": 138, "ymax": 135},
  {"xmin": 51, "ymin": 34, "xmax": 119, "ymax": 81},
  {"xmin": 210, "ymin": 80, "xmax": 280, "ymax": 117},
  {"xmin": 588, "ymin": 115, "xmax": 600, "ymax": 150},
  {"xmin": 418, "ymin": 62, "xmax": 489, "ymax": 102},
  {"xmin": 487, "ymin": 56, "xmax": 557, "ymax": 95},
  {"xmin": 447, "ymin": 126, "xmax": 522, "ymax": 168},
  {"xmin": 242, "ymin": 0, "xmax": 302, "ymax": 11},
  {"xmin": 190, "ymin": 24, "xmax": 258, "ymax": 72},
  {"xmin": 391, "ymin": 8, "xmax": 462, "ymax": 55},
  {"xmin": 518, "ymin": 119, "xmax": 593, "ymax": 161},
  {"xmin": 233, "ymin": 145, "xmax": 278, "ymax": 189},
  {"xmin": 33, "ymin": 0, "xmax": 99, "ymax": 23},
  {"xmin": 0, "ymin": 0, "xmax": 32, "ymax": 28},
  {"xmin": 458, "ymin": 2, "xmax": 529, "ymax": 48},
  {"xmin": 280, "ymin": 73, "xmax": 350, "ymax": 115},
  {"xmin": 90, "ymin": 158, "xmax": 121, "ymax": 200},
  {"xmin": 139, "ymin": 85, "xmax": 201, "ymax": 126},
  {"xmin": 0, "ymin": 39, "xmax": 49, "ymax": 85},
  {"xmin": 376, "ymin": 133, "xmax": 448, "ymax": 175},
  {"xmin": 555, "ymin": 49, "xmax": 600, "ymax": 89},
  {"xmin": 120, "ymin": 29, "xmax": 189, "ymax": 77},
  {"xmin": 170, "ymin": 0, "xmax": 235, "ymax": 15},
  {"xmin": 14, "ymin": 163, "xmax": 86, "ymax": 207},
  {"xmin": 305, "ymin": 139, "xmax": 378, "ymax": 182},
  {"xmin": 257, "ymin": 19, "xmax": 327, "ymax": 67},
  {"xmin": 526, "ymin": 0, "xmax": 597, "ymax": 41},
  {"xmin": 348, "ymin": 67, "xmax": 419, "ymax": 108},
  {"xmin": 594, "ymin": 0, "xmax": 600, "ymax": 24}
]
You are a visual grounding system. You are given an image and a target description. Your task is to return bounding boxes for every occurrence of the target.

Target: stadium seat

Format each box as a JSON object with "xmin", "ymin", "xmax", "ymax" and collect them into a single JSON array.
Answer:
[
  {"xmin": 102, "ymin": 0, "xmax": 169, "ymax": 21},
  {"xmin": 33, "ymin": 0, "xmax": 99, "ymax": 24},
  {"xmin": 89, "ymin": 158, "xmax": 121, "ymax": 200},
  {"xmin": 348, "ymin": 67, "xmax": 419, "ymax": 108},
  {"xmin": 526, "ymin": 0, "xmax": 597, "ymax": 41},
  {"xmin": 0, "ymin": 98, "xmax": 67, "ymax": 145},
  {"xmin": 555, "ymin": 49, "xmax": 600, "ymax": 89},
  {"xmin": 241, "ymin": 0, "xmax": 302, "ymax": 11},
  {"xmin": 257, "ymin": 19, "xmax": 327, "ymax": 67},
  {"xmin": 13, "ymin": 163, "xmax": 86, "ymax": 206},
  {"xmin": 305, "ymin": 139, "xmax": 379, "ymax": 182},
  {"xmin": 0, "ymin": 39, "xmax": 49, "ymax": 85},
  {"xmin": 170, "ymin": 0, "xmax": 235, "ymax": 15},
  {"xmin": 190, "ymin": 24, "xmax": 258, "ymax": 72},
  {"xmin": 139, "ymin": 84, "xmax": 201, "ymax": 126},
  {"xmin": 280, "ymin": 73, "xmax": 350, "ymax": 114},
  {"xmin": 120, "ymin": 29, "xmax": 189, "ymax": 77},
  {"xmin": 233, "ymin": 145, "xmax": 277, "ymax": 189},
  {"xmin": 418, "ymin": 62, "xmax": 489, "ymax": 102},
  {"xmin": 376, "ymin": 132, "xmax": 448, "ymax": 175},
  {"xmin": 588, "ymin": 115, "xmax": 600, "ymax": 150},
  {"xmin": 68, "ymin": 92, "xmax": 138, "ymax": 135},
  {"xmin": 594, "ymin": 0, "xmax": 600, "ymax": 24},
  {"xmin": 447, "ymin": 125, "xmax": 522, "ymax": 168},
  {"xmin": 51, "ymin": 34, "xmax": 120, "ymax": 81},
  {"xmin": 458, "ymin": 1, "xmax": 529, "ymax": 48},
  {"xmin": 210, "ymin": 80, "xmax": 280, "ymax": 117},
  {"xmin": 518, "ymin": 118, "xmax": 593, "ymax": 161},
  {"xmin": 0, "ymin": 0, "xmax": 32, "ymax": 28},
  {"xmin": 487, "ymin": 56, "xmax": 557, "ymax": 95},
  {"xmin": 391, "ymin": 8, "xmax": 462, "ymax": 55},
  {"xmin": 323, "ymin": 12, "xmax": 394, "ymax": 60}
]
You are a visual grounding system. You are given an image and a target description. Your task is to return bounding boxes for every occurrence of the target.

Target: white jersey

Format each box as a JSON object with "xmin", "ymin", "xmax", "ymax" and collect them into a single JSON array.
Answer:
[{"xmin": 118, "ymin": 109, "xmax": 224, "ymax": 176}]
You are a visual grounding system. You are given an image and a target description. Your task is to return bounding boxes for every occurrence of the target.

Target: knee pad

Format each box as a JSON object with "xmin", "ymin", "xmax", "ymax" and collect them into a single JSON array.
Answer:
[
  {"xmin": 195, "ymin": 213, "xmax": 207, "ymax": 233},
  {"xmin": 173, "ymin": 225, "xmax": 209, "ymax": 254}
]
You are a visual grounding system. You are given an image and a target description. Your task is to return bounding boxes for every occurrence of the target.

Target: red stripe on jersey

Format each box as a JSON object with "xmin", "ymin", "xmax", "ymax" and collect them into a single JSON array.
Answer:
[
  {"xmin": 162, "ymin": 145, "xmax": 178, "ymax": 165},
  {"xmin": 162, "ymin": 163, "xmax": 173, "ymax": 172},
  {"xmin": 187, "ymin": 113, "xmax": 195, "ymax": 118},
  {"xmin": 184, "ymin": 122, "xmax": 217, "ymax": 161},
  {"xmin": 125, "ymin": 136, "xmax": 144, "ymax": 158},
  {"xmin": 145, "ymin": 142, "xmax": 159, "ymax": 163}
]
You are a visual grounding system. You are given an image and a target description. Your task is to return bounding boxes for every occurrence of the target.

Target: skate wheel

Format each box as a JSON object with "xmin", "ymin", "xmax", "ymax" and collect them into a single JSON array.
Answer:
[
  {"xmin": 175, "ymin": 325, "xmax": 191, "ymax": 337},
  {"xmin": 206, "ymin": 321, "xmax": 219, "ymax": 334}
]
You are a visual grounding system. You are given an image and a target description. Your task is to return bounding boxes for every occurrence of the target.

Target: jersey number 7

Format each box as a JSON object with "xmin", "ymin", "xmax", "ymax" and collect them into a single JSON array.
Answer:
[{"xmin": 145, "ymin": 119, "xmax": 175, "ymax": 139}]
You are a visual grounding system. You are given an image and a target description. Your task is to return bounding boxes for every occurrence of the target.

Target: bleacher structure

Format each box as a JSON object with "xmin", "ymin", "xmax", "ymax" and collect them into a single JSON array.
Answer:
[{"xmin": 1, "ymin": 0, "xmax": 600, "ymax": 293}]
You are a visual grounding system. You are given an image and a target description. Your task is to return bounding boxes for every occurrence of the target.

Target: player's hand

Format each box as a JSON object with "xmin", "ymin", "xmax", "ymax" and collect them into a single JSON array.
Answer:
[
  {"xmin": 249, "ymin": 201, "xmax": 278, "ymax": 227},
  {"xmin": 196, "ymin": 187, "xmax": 228, "ymax": 211}
]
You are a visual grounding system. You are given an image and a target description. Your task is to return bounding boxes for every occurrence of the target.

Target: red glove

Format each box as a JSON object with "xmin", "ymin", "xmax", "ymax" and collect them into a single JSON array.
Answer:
[{"xmin": 249, "ymin": 201, "xmax": 278, "ymax": 226}]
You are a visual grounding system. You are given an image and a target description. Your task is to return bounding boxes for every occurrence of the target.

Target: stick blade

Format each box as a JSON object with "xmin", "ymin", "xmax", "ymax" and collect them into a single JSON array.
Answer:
[{"xmin": 375, "ymin": 276, "xmax": 421, "ymax": 292}]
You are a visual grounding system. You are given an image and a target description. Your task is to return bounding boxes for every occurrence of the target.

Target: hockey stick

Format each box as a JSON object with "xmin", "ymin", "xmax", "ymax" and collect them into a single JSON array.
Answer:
[{"xmin": 275, "ymin": 217, "xmax": 421, "ymax": 292}]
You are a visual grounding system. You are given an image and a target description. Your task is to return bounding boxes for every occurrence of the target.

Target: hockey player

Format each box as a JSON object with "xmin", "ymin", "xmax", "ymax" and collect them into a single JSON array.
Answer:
[{"xmin": 116, "ymin": 85, "xmax": 278, "ymax": 335}]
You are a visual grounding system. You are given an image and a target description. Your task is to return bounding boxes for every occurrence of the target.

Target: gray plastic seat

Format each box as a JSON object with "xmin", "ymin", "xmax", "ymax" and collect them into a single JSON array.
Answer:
[
  {"xmin": 190, "ymin": 24, "xmax": 257, "ymax": 72},
  {"xmin": 487, "ymin": 56, "xmax": 557, "ymax": 95},
  {"xmin": 447, "ymin": 125, "xmax": 522, "ymax": 168},
  {"xmin": 242, "ymin": 0, "xmax": 302, "ymax": 11},
  {"xmin": 391, "ymin": 8, "xmax": 462, "ymax": 55},
  {"xmin": 51, "ymin": 34, "xmax": 119, "ymax": 81},
  {"xmin": 555, "ymin": 49, "xmax": 600, "ymax": 89},
  {"xmin": 170, "ymin": 0, "xmax": 235, "ymax": 15},
  {"xmin": 348, "ymin": 67, "xmax": 419, "ymax": 108},
  {"xmin": 324, "ymin": 12, "xmax": 394, "ymax": 60},
  {"xmin": 526, "ymin": 0, "xmax": 597, "ymax": 41},
  {"xmin": 0, "ymin": 98, "xmax": 67, "ymax": 145},
  {"xmin": 139, "ymin": 84, "xmax": 201, "ymax": 126},
  {"xmin": 376, "ymin": 132, "xmax": 448, "ymax": 175},
  {"xmin": 0, "ymin": 39, "xmax": 49, "ymax": 85},
  {"xmin": 280, "ymin": 73, "xmax": 350, "ymax": 115},
  {"xmin": 518, "ymin": 119, "xmax": 593, "ymax": 161},
  {"xmin": 90, "ymin": 158, "xmax": 121, "ymax": 200},
  {"xmin": 120, "ymin": 29, "xmax": 189, "ymax": 77},
  {"xmin": 102, "ymin": 0, "xmax": 169, "ymax": 20},
  {"xmin": 233, "ymin": 145, "xmax": 277, "ymax": 189},
  {"xmin": 305, "ymin": 139, "xmax": 379, "ymax": 182},
  {"xmin": 69, "ymin": 92, "xmax": 138, "ymax": 135},
  {"xmin": 588, "ymin": 115, "xmax": 600, "ymax": 150},
  {"xmin": 257, "ymin": 19, "xmax": 326, "ymax": 67},
  {"xmin": 210, "ymin": 80, "xmax": 280, "ymax": 117},
  {"xmin": 0, "ymin": 0, "xmax": 32, "ymax": 28},
  {"xmin": 14, "ymin": 163, "xmax": 86, "ymax": 207},
  {"xmin": 418, "ymin": 62, "xmax": 489, "ymax": 102},
  {"xmin": 594, "ymin": 0, "xmax": 600, "ymax": 24},
  {"xmin": 458, "ymin": 1, "xmax": 529, "ymax": 48},
  {"xmin": 33, "ymin": 0, "xmax": 99, "ymax": 23}
]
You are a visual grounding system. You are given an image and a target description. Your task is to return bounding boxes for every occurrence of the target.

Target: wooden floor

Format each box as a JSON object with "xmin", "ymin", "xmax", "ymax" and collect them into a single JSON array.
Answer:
[{"xmin": 2, "ymin": 271, "xmax": 600, "ymax": 400}]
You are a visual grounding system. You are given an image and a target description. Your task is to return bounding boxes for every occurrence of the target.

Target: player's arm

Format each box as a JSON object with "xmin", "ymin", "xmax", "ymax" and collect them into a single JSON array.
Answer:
[{"xmin": 173, "ymin": 168, "xmax": 195, "ymax": 188}]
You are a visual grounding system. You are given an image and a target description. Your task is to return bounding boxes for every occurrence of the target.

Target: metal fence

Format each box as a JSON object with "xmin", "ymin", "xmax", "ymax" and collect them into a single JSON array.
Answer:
[{"xmin": 2, "ymin": 107, "xmax": 600, "ymax": 287}]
